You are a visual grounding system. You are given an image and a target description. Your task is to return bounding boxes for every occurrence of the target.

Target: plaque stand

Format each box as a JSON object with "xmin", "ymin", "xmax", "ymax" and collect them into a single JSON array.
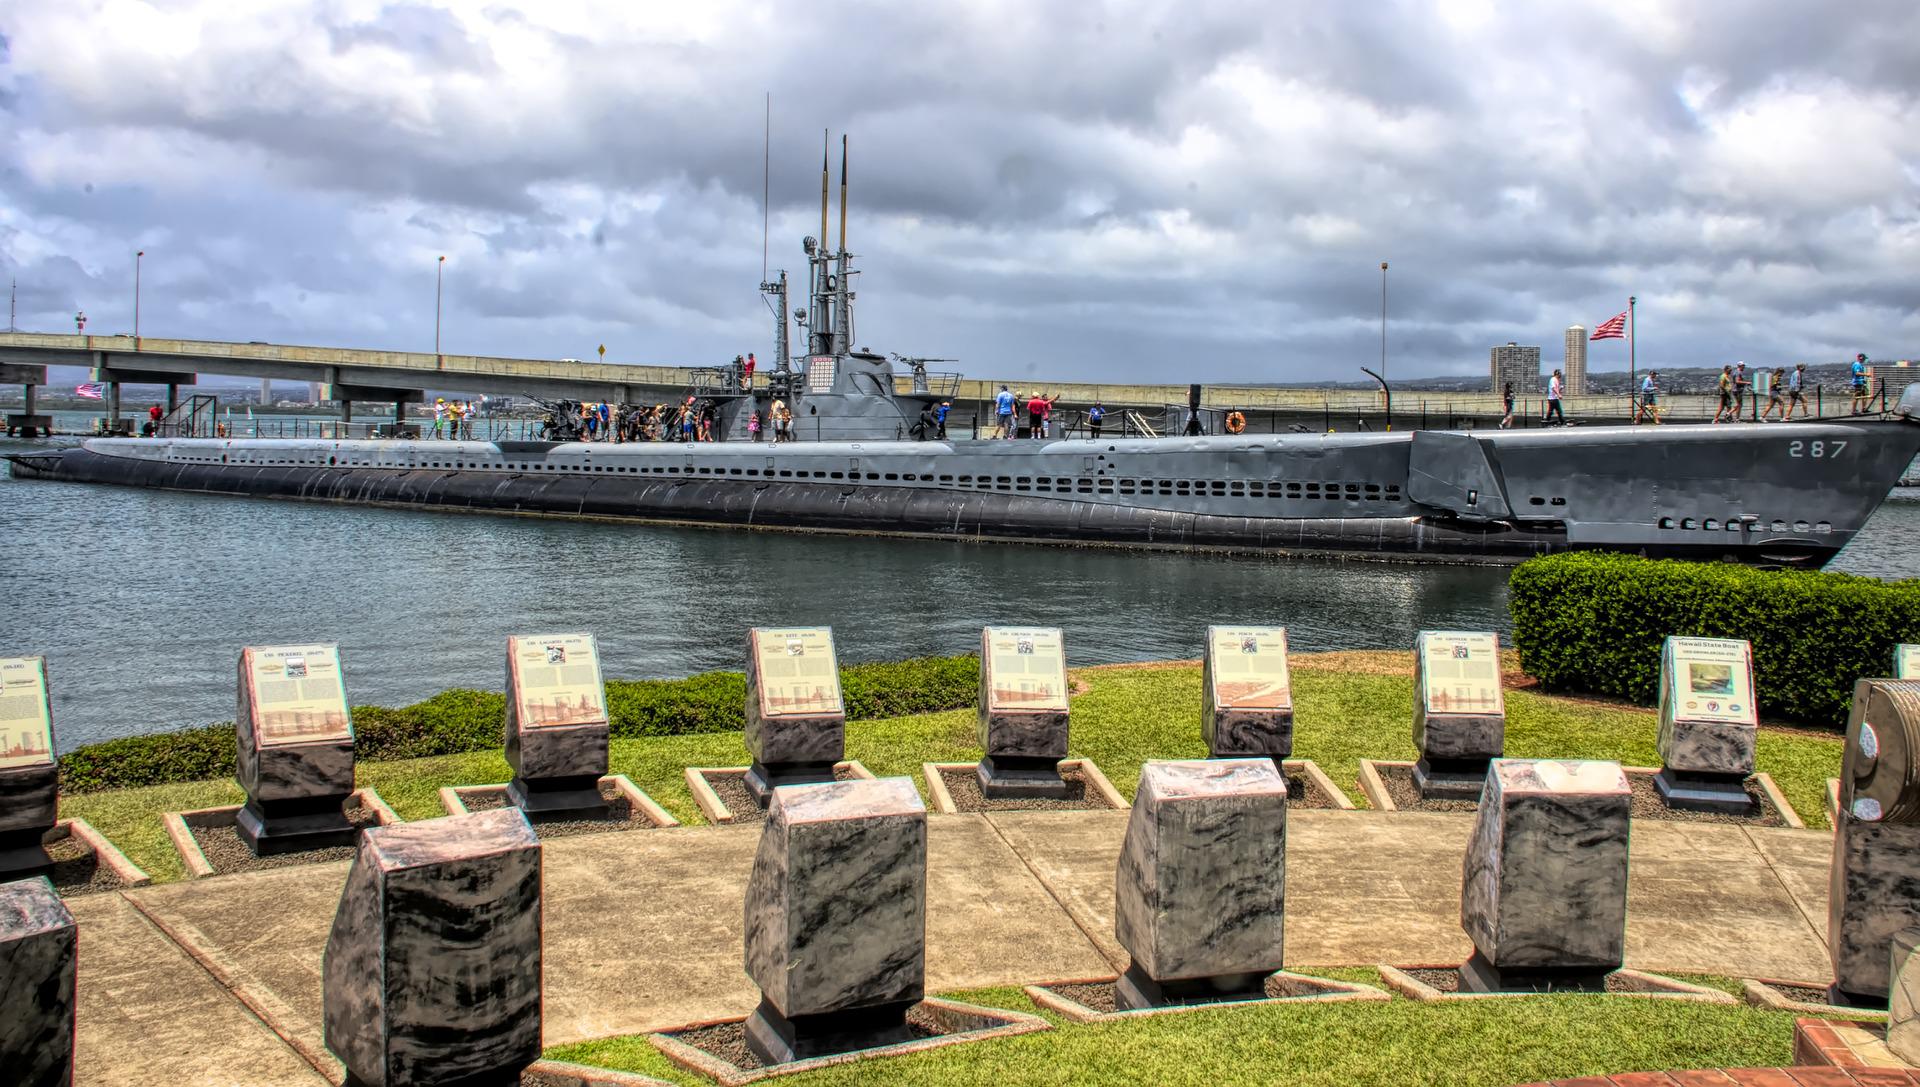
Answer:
[
  {"xmin": 744, "ymin": 998, "xmax": 919, "ymax": 1065},
  {"xmin": 744, "ymin": 759, "xmax": 839, "ymax": 807},
  {"xmin": 1652, "ymin": 767, "xmax": 1751, "ymax": 815},
  {"xmin": 1457, "ymin": 951, "xmax": 1608, "ymax": 995},
  {"xmin": 505, "ymin": 715, "xmax": 611, "ymax": 821},
  {"xmin": 0, "ymin": 762, "xmax": 58, "ymax": 880},
  {"xmin": 1115, "ymin": 964, "xmax": 1267, "ymax": 1009},
  {"xmin": 236, "ymin": 792, "xmax": 357, "ymax": 856},
  {"xmin": 1412, "ymin": 754, "xmax": 1494, "ymax": 802},
  {"xmin": 977, "ymin": 750, "xmax": 1071, "ymax": 800}
]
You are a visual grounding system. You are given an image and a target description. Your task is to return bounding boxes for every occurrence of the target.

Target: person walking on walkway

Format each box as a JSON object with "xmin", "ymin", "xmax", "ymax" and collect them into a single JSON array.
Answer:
[
  {"xmin": 1088, "ymin": 401, "xmax": 1107, "ymax": 438},
  {"xmin": 432, "ymin": 398, "xmax": 447, "ymax": 439},
  {"xmin": 1731, "ymin": 362, "xmax": 1751, "ymax": 420},
  {"xmin": 1852, "ymin": 353, "xmax": 1872, "ymax": 414},
  {"xmin": 1542, "ymin": 370, "xmax": 1566, "ymax": 426},
  {"xmin": 1636, "ymin": 372, "xmax": 1662, "ymax": 424},
  {"xmin": 1761, "ymin": 368, "xmax": 1788, "ymax": 421},
  {"xmin": 994, "ymin": 385, "xmax": 1015, "ymax": 439},
  {"xmin": 1785, "ymin": 363, "xmax": 1809, "ymax": 420},
  {"xmin": 1712, "ymin": 365, "xmax": 1735, "ymax": 423},
  {"xmin": 1499, "ymin": 383, "xmax": 1515, "ymax": 429}
]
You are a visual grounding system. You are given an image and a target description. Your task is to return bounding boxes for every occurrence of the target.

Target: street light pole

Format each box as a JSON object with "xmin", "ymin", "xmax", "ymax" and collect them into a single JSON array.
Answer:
[
  {"xmin": 134, "ymin": 250, "xmax": 145, "ymax": 346},
  {"xmin": 1379, "ymin": 262, "xmax": 1389, "ymax": 388},
  {"xmin": 435, "ymin": 255, "xmax": 446, "ymax": 357}
]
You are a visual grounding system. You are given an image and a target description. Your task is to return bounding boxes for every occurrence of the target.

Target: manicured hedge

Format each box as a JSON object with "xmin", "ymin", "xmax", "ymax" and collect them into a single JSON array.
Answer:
[
  {"xmin": 1509, "ymin": 552, "xmax": 1920, "ymax": 727},
  {"xmin": 57, "ymin": 653, "xmax": 980, "ymax": 793}
]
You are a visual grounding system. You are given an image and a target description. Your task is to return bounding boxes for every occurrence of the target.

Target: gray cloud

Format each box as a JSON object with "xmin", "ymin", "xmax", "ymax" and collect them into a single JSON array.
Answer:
[{"xmin": 1, "ymin": 0, "xmax": 1915, "ymax": 388}]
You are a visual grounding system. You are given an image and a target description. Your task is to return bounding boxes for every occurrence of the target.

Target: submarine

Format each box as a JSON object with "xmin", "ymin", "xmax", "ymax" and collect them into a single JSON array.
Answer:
[{"xmin": 11, "ymin": 144, "xmax": 1920, "ymax": 567}]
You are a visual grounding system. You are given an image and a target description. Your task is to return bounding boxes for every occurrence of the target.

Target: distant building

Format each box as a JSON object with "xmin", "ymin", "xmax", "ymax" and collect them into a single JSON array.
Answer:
[
  {"xmin": 1564, "ymin": 326, "xmax": 1588, "ymax": 395},
  {"xmin": 259, "ymin": 378, "xmax": 272, "ymax": 405},
  {"xmin": 1490, "ymin": 342, "xmax": 1542, "ymax": 395},
  {"xmin": 308, "ymin": 381, "xmax": 325, "ymax": 405}
]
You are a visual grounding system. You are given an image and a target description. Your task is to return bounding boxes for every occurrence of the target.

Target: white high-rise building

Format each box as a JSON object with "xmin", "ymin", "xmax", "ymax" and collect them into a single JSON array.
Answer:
[
  {"xmin": 259, "ymin": 378, "xmax": 273, "ymax": 405},
  {"xmin": 1564, "ymin": 326, "xmax": 1589, "ymax": 395},
  {"xmin": 308, "ymin": 381, "xmax": 325, "ymax": 405}
]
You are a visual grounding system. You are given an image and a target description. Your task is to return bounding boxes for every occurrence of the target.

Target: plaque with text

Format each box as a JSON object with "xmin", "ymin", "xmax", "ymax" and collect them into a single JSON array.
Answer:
[
  {"xmin": 509, "ymin": 633, "xmax": 606, "ymax": 729},
  {"xmin": 0, "ymin": 657, "xmax": 53, "ymax": 770},
  {"xmin": 751, "ymin": 628, "xmax": 843, "ymax": 718},
  {"xmin": 242, "ymin": 643, "xmax": 353, "ymax": 747},
  {"xmin": 1206, "ymin": 627, "xmax": 1292, "ymax": 711},
  {"xmin": 1897, "ymin": 644, "xmax": 1920, "ymax": 681},
  {"xmin": 983, "ymin": 627, "xmax": 1069, "ymax": 712},
  {"xmin": 1419, "ymin": 632, "xmax": 1504, "ymax": 716},
  {"xmin": 1663, "ymin": 637, "xmax": 1756, "ymax": 726}
]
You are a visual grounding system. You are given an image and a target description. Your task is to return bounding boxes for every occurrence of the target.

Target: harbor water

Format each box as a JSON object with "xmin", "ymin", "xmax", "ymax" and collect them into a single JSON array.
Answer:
[{"xmin": 4, "ymin": 420, "xmax": 1917, "ymax": 751}]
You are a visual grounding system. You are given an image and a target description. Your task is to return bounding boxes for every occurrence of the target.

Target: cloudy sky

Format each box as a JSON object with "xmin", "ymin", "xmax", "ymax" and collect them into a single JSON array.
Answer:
[{"xmin": 1, "ymin": 0, "xmax": 1915, "ymax": 386}]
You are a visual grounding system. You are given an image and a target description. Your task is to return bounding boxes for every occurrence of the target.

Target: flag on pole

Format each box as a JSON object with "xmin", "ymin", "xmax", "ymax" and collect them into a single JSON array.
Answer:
[
  {"xmin": 75, "ymin": 382, "xmax": 105, "ymax": 400},
  {"xmin": 1591, "ymin": 311, "xmax": 1628, "ymax": 340}
]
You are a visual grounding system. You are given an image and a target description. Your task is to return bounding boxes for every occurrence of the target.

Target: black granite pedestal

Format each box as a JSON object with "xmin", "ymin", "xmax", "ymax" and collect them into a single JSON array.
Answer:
[
  {"xmin": 505, "ymin": 723, "xmax": 609, "ymax": 820},
  {"xmin": 235, "ymin": 648, "xmax": 358, "ymax": 856},
  {"xmin": 743, "ymin": 629, "xmax": 848, "ymax": 809},
  {"xmin": 1457, "ymin": 952, "xmax": 1609, "ymax": 994},
  {"xmin": 976, "ymin": 752, "xmax": 1071, "ymax": 800},
  {"xmin": 744, "ymin": 777, "xmax": 927, "ymax": 1066},
  {"xmin": 235, "ymin": 780, "xmax": 357, "ymax": 855},
  {"xmin": 1113, "ymin": 759, "xmax": 1289, "ymax": 1011},
  {"xmin": 1412, "ymin": 756, "xmax": 1494, "ymax": 802},
  {"xmin": 0, "ymin": 762, "xmax": 58, "ymax": 881},
  {"xmin": 323, "ymin": 808, "xmax": 543, "ymax": 1087},
  {"xmin": 0, "ymin": 876, "xmax": 76, "ymax": 1087}
]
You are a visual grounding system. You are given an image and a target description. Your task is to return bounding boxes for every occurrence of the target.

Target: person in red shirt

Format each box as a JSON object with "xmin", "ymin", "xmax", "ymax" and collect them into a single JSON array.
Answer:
[
  {"xmin": 1026, "ymin": 393, "xmax": 1046, "ymax": 438},
  {"xmin": 744, "ymin": 353, "xmax": 756, "ymax": 389}
]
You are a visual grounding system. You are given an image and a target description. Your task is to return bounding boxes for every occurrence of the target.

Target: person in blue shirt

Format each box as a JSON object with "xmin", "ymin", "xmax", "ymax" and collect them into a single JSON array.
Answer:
[
  {"xmin": 1088, "ymin": 401, "xmax": 1107, "ymax": 438},
  {"xmin": 934, "ymin": 399, "xmax": 951, "ymax": 439},
  {"xmin": 1635, "ymin": 372, "xmax": 1661, "ymax": 424},
  {"xmin": 1851, "ymin": 353, "xmax": 1872, "ymax": 414},
  {"xmin": 1785, "ymin": 363, "xmax": 1808, "ymax": 420},
  {"xmin": 994, "ymin": 385, "xmax": 1016, "ymax": 439}
]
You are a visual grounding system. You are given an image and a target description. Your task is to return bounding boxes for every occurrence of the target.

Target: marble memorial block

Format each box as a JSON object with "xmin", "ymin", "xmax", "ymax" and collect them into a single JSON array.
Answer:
[
  {"xmin": 1830, "ymin": 679, "xmax": 1920, "ymax": 1005},
  {"xmin": 0, "ymin": 656, "xmax": 58, "ymax": 879},
  {"xmin": 324, "ymin": 808, "xmax": 542, "ymax": 1087},
  {"xmin": 234, "ymin": 643, "xmax": 358, "ymax": 855},
  {"xmin": 1412, "ymin": 632, "xmax": 1506, "ymax": 800},
  {"xmin": 1655, "ymin": 636, "xmax": 1758, "ymax": 813},
  {"xmin": 743, "ymin": 628, "xmax": 846, "ymax": 806},
  {"xmin": 1114, "ymin": 759, "xmax": 1289, "ymax": 1009},
  {"xmin": 978, "ymin": 627, "xmax": 1072, "ymax": 798},
  {"xmin": 0, "ymin": 877, "xmax": 76, "ymax": 1087},
  {"xmin": 743, "ymin": 777, "xmax": 927, "ymax": 1065},
  {"xmin": 1897, "ymin": 644, "xmax": 1920, "ymax": 681},
  {"xmin": 1201, "ymin": 627, "xmax": 1295, "ymax": 762},
  {"xmin": 504, "ymin": 633, "xmax": 610, "ymax": 818},
  {"xmin": 1459, "ymin": 759, "xmax": 1631, "ymax": 993},
  {"xmin": 1889, "ymin": 928, "xmax": 1920, "ymax": 1063}
]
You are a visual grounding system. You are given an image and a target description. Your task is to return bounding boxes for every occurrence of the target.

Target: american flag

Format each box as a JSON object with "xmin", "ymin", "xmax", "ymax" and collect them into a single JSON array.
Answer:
[
  {"xmin": 74, "ymin": 382, "xmax": 105, "ymax": 400},
  {"xmin": 1591, "ymin": 311, "xmax": 1628, "ymax": 340}
]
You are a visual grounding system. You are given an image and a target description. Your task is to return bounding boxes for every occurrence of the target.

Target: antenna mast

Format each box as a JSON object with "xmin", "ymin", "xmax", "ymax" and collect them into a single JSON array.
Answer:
[{"xmin": 762, "ymin": 93, "xmax": 771, "ymax": 284}]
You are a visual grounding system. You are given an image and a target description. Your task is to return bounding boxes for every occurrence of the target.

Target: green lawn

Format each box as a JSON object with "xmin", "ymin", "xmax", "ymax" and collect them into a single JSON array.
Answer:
[
  {"xmin": 61, "ymin": 658, "xmax": 1845, "ymax": 884},
  {"xmin": 548, "ymin": 976, "xmax": 1804, "ymax": 1087}
]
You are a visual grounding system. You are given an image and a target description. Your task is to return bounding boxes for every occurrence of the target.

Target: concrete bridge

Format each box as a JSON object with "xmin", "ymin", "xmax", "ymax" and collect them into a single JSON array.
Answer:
[{"xmin": 0, "ymin": 330, "xmax": 1772, "ymax": 438}]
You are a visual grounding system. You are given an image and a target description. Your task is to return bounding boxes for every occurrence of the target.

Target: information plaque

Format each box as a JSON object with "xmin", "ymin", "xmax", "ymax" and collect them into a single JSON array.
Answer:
[
  {"xmin": 743, "ymin": 628, "xmax": 846, "ymax": 804},
  {"xmin": 235, "ymin": 642, "xmax": 358, "ymax": 855},
  {"xmin": 1655, "ymin": 636, "xmax": 1757, "ymax": 813},
  {"xmin": 1897, "ymin": 644, "xmax": 1920, "ymax": 681},
  {"xmin": 978, "ymin": 627, "xmax": 1073, "ymax": 798},
  {"xmin": 505, "ymin": 633, "xmax": 610, "ymax": 817},
  {"xmin": 0, "ymin": 656, "xmax": 58, "ymax": 879},
  {"xmin": 1419, "ymin": 632, "xmax": 1504, "ymax": 717},
  {"xmin": 1411, "ymin": 632, "xmax": 1506, "ymax": 800},
  {"xmin": 752, "ymin": 628, "xmax": 844, "ymax": 718},
  {"xmin": 0, "ymin": 657, "xmax": 54, "ymax": 770},
  {"xmin": 1201, "ymin": 627, "xmax": 1294, "ymax": 760},
  {"xmin": 243, "ymin": 644, "xmax": 353, "ymax": 747},
  {"xmin": 983, "ymin": 627, "xmax": 1069, "ymax": 713}
]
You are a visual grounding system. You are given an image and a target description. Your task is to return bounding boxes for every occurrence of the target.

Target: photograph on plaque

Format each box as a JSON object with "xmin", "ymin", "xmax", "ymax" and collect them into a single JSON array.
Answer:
[
  {"xmin": 1898, "ymin": 644, "xmax": 1920, "ymax": 680},
  {"xmin": 753, "ymin": 628, "xmax": 843, "ymax": 717},
  {"xmin": 1207, "ymin": 627, "xmax": 1292, "ymax": 710},
  {"xmin": 245, "ymin": 644, "xmax": 353, "ymax": 746},
  {"xmin": 509, "ymin": 634, "xmax": 606, "ymax": 729},
  {"xmin": 985, "ymin": 627, "xmax": 1069, "ymax": 711},
  {"xmin": 1667, "ymin": 638, "xmax": 1754, "ymax": 724},
  {"xmin": 0, "ymin": 657, "xmax": 53, "ymax": 770},
  {"xmin": 1421, "ymin": 632, "xmax": 1503, "ymax": 715}
]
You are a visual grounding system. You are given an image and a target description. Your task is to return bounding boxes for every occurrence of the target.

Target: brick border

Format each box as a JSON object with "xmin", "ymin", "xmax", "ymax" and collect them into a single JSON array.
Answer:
[
  {"xmin": 1377, "ymin": 964, "xmax": 1736, "ymax": 1005},
  {"xmin": 48, "ymin": 816, "xmax": 151, "ymax": 888},
  {"xmin": 161, "ymin": 787, "xmax": 399, "ymax": 879},
  {"xmin": 920, "ymin": 759, "xmax": 1126, "ymax": 815},
  {"xmin": 1022, "ymin": 969, "xmax": 1389, "ymax": 1023},
  {"xmin": 1358, "ymin": 762, "xmax": 1801, "ymax": 827},
  {"xmin": 682, "ymin": 762, "xmax": 878, "ymax": 824},
  {"xmin": 438, "ymin": 774, "xmax": 679, "ymax": 828}
]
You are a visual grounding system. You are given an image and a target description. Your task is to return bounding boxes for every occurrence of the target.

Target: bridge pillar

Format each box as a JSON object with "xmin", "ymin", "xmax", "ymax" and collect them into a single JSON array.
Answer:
[
  {"xmin": 166, "ymin": 384, "xmax": 179, "ymax": 413},
  {"xmin": 2, "ymin": 364, "xmax": 49, "ymax": 437}
]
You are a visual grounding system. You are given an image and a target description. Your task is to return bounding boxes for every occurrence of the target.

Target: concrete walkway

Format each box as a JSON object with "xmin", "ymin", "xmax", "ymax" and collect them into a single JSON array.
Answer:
[{"xmin": 74, "ymin": 809, "xmax": 1841, "ymax": 1086}]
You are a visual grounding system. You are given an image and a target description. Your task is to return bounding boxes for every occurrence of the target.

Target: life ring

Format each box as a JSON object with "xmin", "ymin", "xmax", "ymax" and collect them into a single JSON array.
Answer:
[{"xmin": 1224, "ymin": 411, "xmax": 1246, "ymax": 434}]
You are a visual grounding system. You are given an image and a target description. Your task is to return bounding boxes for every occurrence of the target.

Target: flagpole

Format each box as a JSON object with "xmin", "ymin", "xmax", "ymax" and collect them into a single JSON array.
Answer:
[{"xmin": 1628, "ymin": 295, "xmax": 1637, "ymax": 422}]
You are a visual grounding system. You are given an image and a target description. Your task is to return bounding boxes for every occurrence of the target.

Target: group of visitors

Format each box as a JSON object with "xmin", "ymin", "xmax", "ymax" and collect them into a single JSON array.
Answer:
[
  {"xmin": 1496, "ymin": 353, "xmax": 1874, "ymax": 428},
  {"xmin": 431, "ymin": 398, "xmax": 480, "ymax": 439},
  {"xmin": 991, "ymin": 385, "xmax": 1064, "ymax": 439}
]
